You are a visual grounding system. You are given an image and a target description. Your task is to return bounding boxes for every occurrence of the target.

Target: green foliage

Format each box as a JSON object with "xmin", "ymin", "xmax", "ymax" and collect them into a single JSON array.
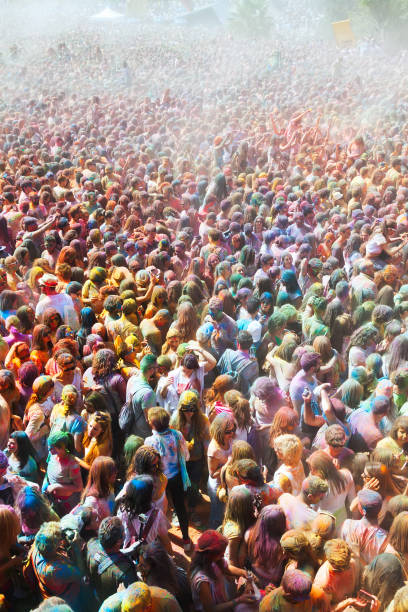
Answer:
[
  {"xmin": 361, "ymin": 0, "xmax": 408, "ymax": 28},
  {"xmin": 229, "ymin": 0, "xmax": 273, "ymax": 37}
]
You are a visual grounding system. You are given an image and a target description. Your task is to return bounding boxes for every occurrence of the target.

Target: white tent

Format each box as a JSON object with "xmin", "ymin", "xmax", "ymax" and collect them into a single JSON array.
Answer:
[{"xmin": 90, "ymin": 7, "xmax": 125, "ymax": 20}]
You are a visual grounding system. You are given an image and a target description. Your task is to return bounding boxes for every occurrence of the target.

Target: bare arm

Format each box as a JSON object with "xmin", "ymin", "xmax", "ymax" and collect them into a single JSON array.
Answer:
[
  {"xmin": 208, "ymin": 455, "xmax": 224, "ymax": 480},
  {"xmin": 303, "ymin": 395, "xmax": 325, "ymax": 428}
]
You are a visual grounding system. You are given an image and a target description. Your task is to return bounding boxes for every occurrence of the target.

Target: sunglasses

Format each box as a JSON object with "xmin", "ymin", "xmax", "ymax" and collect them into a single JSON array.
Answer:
[
  {"xmin": 181, "ymin": 407, "xmax": 196, "ymax": 413},
  {"xmin": 63, "ymin": 365, "xmax": 76, "ymax": 371},
  {"xmin": 225, "ymin": 427, "xmax": 236, "ymax": 434}
]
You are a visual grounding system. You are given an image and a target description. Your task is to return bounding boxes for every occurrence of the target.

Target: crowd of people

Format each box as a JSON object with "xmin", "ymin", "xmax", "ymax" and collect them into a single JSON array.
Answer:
[{"xmin": 2, "ymin": 9, "xmax": 408, "ymax": 612}]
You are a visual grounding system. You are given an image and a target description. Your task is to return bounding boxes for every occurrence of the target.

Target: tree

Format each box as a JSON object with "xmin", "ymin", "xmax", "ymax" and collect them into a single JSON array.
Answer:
[
  {"xmin": 361, "ymin": 0, "xmax": 408, "ymax": 43},
  {"xmin": 361, "ymin": 0, "xmax": 408, "ymax": 27},
  {"xmin": 229, "ymin": 0, "xmax": 273, "ymax": 37}
]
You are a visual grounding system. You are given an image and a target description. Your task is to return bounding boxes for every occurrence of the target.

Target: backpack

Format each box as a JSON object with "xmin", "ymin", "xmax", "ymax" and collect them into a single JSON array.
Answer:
[
  {"xmin": 119, "ymin": 399, "xmax": 134, "ymax": 433},
  {"xmin": 218, "ymin": 349, "xmax": 255, "ymax": 396}
]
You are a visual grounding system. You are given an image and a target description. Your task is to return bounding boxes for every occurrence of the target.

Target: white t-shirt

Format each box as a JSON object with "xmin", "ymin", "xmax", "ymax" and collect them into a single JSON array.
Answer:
[{"xmin": 36, "ymin": 293, "xmax": 79, "ymax": 330}]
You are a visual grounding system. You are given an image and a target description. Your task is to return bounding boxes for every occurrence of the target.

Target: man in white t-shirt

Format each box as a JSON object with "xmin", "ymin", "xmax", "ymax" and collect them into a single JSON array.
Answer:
[
  {"xmin": 279, "ymin": 476, "xmax": 328, "ymax": 530},
  {"xmin": 35, "ymin": 274, "xmax": 79, "ymax": 330}
]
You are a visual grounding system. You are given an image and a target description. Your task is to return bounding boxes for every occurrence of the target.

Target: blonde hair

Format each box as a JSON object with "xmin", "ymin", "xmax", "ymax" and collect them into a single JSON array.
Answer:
[
  {"xmin": 394, "ymin": 585, "xmax": 408, "ymax": 612},
  {"xmin": 274, "ymin": 434, "xmax": 302, "ymax": 466}
]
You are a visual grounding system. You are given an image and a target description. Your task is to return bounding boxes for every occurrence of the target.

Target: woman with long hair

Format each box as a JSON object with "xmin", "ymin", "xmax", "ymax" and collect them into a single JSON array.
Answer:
[
  {"xmin": 42, "ymin": 431, "xmax": 83, "ymax": 515},
  {"xmin": 307, "ymin": 450, "xmax": 355, "ymax": 530},
  {"xmin": 207, "ymin": 413, "xmax": 237, "ymax": 529},
  {"xmin": 330, "ymin": 313, "xmax": 353, "ymax": 354},
  {"xmin": 116, "ymin": 435, "xmax": 144, "ymax": 486},
  {"xmin": 144, "ymin": 285, "xmax": 168, "ymax": 319},
  {"xmin": 376, "ymin": 415, "xmax": 408, "ymax": 470},
  {"xmin": 4, "ymin": 342, "xmax": 31, "ymax": 378},
  {"xmin": 247, "ymin": 505, "xmax": 287, "ymax": 588},
  {"xmin": 221, "ymin": 485, "xmax": 257, "ymax": 568},
  {"xmin": 173, "ymin": 301, "xmax": 199, "ymax": 343},
  {"xmin": 183, "ymin": 278, "xmax": 207, "ymax": 316},
  {"xmin": 385, "ymin": 334, "xmax": 408, "ymax": 378},
  {"xmin": 250, "ymin": 377, "xmax": 286, "ymax": 462},
  {"xmin": 217, "ymin": 440, "xmax": 256, "ymax": 501},
  {"xmin": 79, "ymin": 412, "xmax": 112, "ymax": 470},
  {"xmin": 50, "ymin": 384, "xmax": 85, "ymax": 455},
  {"xmin": 161, "ymin": 327, "xmax": 181, "ymax": 368},
  {"xmin": 0, "ymin": 290, "xmax": 20, "ymax": 320},
  {"xmin": 313, "ymin": 335, "xmax": 345, "ymax": 387},
  {"xmin": 264, "ymin": 406, "xmax": 300, "ymax": 477},
  {"xmin": 171, "ymin": 391, "xmax": 210, "ymax": 508},
  {"xmin": 15, "ymin": 361, "xmax": 38, "ymax": 417},
  {"xmin": 30, "ymin": 324, "xmax": 52, "ymax": 373},
  {"xmin": 190, "ymin": 530, "xmax": 255, "ymax": 612},
  {"xmin": 23, "ymin": 375, "xmax": 54, "ymax": 461},
  {"xmin": 83, "ymin": 349, "xmax": 126, "ymax": 457},
  {"xmin": 277, "ymin": 269, "xmax": 302, "ymax": 308},
  {"xmin": 76, "ymin": 306, "xmax": 97, "ymax": 355},
  {"xmin": 41, "ymin": 308, "xmax": 62, "ymax": 344},
  {"xmin": 5, "ymin": 431, "xmax": 39, "ymax": 482},
  {"xmin": 362, "ymin": 553, "xmax": 405, "ymax": 612},
  {"xmin": 264, "ymin": 332, "xmax": 298, "ymax": 390},
  {"xmin": 224, "ymin": 390, "xmax": 253, "ymax": 442},
  {"xmin": 346, "ymin": 325, "xmax": 379, "ymax": 377},
  {"xmin": 123, "ymin": 444, "xmax": 168, "ymax": 512},
  {"xmin": 0, "ymin": 505, "xmax": 22, "ymax": 598},
  {"xmin": 206, "ymin": 375, "xmax": 236, "ymax": 422},
  {"xmin": 386, "ymin": 512, "xmax": 408, "ymax": 576},
  {"xmin": 16, "ymin": 305, "xmax": 35, "ymax": 335},
  {"xmin": 81, "ymin": 390, "xmax": 109, "ymax": 423},
  {"xmin": 52, "ymin": 351, "xmax": 83, "ymax": 410},
  {"xmin": 15, "ymin": 486, "xmax": 59, "ymax": 549},
  {"xmin": 116, "ymin": 474, "xmax": 172, "ymax": 553},
  {"xmin": 350, "ymin": 460, "xmax": 401, "ymax": 528},
  {"xmin": 57, "ymin": 245, "xmax": 81, "ymax": 268},
  {"xmin": 81, "ymin": 456, "xmax": 116, "ymax": 525},
  {"xmin": 336, "ymin": 378, "xmax": 364, "ymax": 410}
]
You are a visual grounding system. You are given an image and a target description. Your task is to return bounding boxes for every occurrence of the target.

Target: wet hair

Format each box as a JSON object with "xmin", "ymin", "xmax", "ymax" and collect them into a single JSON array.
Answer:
[
  {"xmin": 119, "ymin": 475, "xmax": 154, "ymax": 519},
  {"xmin": 15, "ymin": 487, "xmax": 55, "ymax": 532},
  {"xmin": 247, "ymin": 505, "xmax": 286, "ymax": 570},
  {"xmin": 338, "ymin": 378, "xmax": 363, "ymax": 409}
]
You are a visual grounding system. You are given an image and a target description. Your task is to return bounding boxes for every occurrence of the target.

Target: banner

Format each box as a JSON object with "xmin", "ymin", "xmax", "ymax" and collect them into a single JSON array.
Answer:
[{"xmin": 332, "ymin": 19, "xmax": 356, "ymax": 48}]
